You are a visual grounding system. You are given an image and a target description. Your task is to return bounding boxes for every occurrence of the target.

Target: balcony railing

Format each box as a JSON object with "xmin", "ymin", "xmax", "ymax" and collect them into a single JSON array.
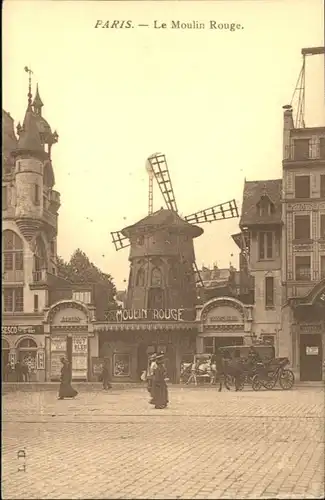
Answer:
[
  {"xmin": 287, "ymin": 270, "xmax": 325, "ymax": 281},
  {"xmin": 2, "ymin": 270, "xmax": 24, "ymax": 282},
  {"xmin": 42, "ymin": 209, "xmax": 57, "ymax": 227},
  {"xmin": 49, "ymin": 190, "xmax": 61, "ymax": 207},
  {"xmin": 32, "ymin": 269, "xmax": 48, "ymax": 283},
  {"xmin": 284, "ymin": 142, "xmax": 325, "ymax": 161}
]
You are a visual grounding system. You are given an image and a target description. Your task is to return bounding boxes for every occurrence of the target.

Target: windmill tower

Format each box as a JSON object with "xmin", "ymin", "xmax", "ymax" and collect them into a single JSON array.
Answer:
[{"xmin": 111, "ymin": 153, "xmax": 239, "ymax": 313}]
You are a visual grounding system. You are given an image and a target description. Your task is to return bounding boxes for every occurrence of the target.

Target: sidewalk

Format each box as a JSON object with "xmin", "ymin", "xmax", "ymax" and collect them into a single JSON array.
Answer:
[{"xmin": 2, "ymin": 380, "xmax": 324, "ymax": 393}]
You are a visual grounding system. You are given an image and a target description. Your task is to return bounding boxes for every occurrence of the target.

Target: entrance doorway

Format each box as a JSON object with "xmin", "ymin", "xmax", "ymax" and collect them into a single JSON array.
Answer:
[
  {"xmin": 300, "ymin": 334, "xmax": 323, "ymax": 381},
  {"xmin": 203, "ymin": 336, "xmax": 244, "ymax": 354}
]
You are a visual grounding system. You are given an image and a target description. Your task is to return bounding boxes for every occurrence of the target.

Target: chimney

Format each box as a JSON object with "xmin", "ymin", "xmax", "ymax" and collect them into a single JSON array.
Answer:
[{"xmin": 282, "ymin": 105, "xmax": 294, "ymax": 160}]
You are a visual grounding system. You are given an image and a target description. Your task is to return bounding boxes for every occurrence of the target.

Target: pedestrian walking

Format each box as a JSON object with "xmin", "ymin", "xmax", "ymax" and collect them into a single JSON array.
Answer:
[
  {"xmin": 58, "ymin": 358, "xmax": 78, "ymax": 400},
  {"xmin": 147, "ymin": 353, "xmax": 157, "ymax": 404},
  {"xmin": 21, "ymin": 361, "xmax": 30, "ymax": 382},
  {"xmin": 150, "ymin": 353, "xmax": 169, "ymax": 409},
  {"xmin": 3, "ymin": 362, "xmax": 12, "ymax": 382},
  {"xmin": 15, "ymin": 360, "xmax": 22, "ymax": 382},
  {"xmin": 102, "ymin": 358, "xmax": 112, "ymax": 390}
]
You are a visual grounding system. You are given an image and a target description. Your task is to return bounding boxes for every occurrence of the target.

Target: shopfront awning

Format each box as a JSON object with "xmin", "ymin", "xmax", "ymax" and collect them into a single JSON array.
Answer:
[{"xmin": 94, "ymin": 321, "xmax": 198, "ymax": 332}]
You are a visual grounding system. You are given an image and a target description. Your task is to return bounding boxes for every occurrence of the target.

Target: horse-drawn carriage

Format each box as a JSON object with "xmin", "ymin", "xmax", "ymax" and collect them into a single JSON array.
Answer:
[
  {"xmin": 180, "ymin": 353, "xmax": 215, "ymax": 385},
  {"xmin": 181, "ymin": 344, "xmax": 295, "ymax": 391}
]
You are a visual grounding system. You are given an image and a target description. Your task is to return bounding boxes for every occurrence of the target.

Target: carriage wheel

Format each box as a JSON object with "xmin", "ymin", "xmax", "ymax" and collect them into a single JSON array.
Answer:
[
  {"xmin": 262, "ymin": 376, "xmax": 277, "ymax": 390},
  {"xmin": 252, "ymin": 374, "xmax": 262, "ymax": 391},
  {"xmin": 224, "ymin": 374, "xmax": 234, "ymax": 389},
  {"xmin": 279, "ymin": 369, "xmax": 295, "ymax": 390}
]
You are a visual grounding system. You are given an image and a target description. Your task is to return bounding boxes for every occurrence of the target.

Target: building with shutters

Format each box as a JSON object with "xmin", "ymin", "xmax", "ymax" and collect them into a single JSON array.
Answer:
[
  {"xmin": 281, "ymin": 104, "xmax": 325, "ymax": 381},
  {"xmin": 231, "ymin": 178, "xmax": 283, "ymax": 354},
  {"xmin": 2, "ymin": 83, "xmax": 103, "ymax": 382}
]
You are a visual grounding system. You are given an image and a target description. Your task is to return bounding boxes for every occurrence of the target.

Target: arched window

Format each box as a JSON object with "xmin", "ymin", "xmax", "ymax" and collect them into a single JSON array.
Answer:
[
  {"xmin": 18, "ymin": 338, "xmax": 37, "ymax": 349},
  {"xmin": 2, "ymin": 230, "xmax": 24, "ymax": 273},
  {"xmin": 17, "ymin": 338, "xmax": 37, "ymax": 373},
  {"xmin": 34, "ymin": 236, "xmax": 47, "ymax": 271},
  {"xmin": 151, "ymin": 267, "xmax": 162, "ymax": 287},
  {"xmin": 136, "ymin": 268, "xmax": 145, "ymax": 287},
  {"xmin": 2, "ymin": 339, "xmax": 10, "ymax": 374},
  {"xmin": 2, "ymin": 339, "xmax": 9, "ymax": 350}
]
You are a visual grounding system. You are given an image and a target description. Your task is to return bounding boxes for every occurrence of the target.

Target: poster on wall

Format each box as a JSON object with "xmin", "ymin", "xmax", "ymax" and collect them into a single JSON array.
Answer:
[
  {"xmin": 92, "ymin": 358, "xmax": 104, "ymax": 377},
  {"xmin": 51, "ymin": 337, "xmax": 67, "ymax": 352},
  {"xmin": 72, "ymin": 355, "xmax": 88, "ymax": 379},
  {"xmin": 72, "ymin": 336, "xmax": 88, "ymax": 353},
  {"xmin": 113, "ymin": 354, "xmax": 131, "ymax": 377},
  {"xmin": 37, "ymin": 351, "xmax": 45, "ymax": 370},
  {"xmin": 50, "ymin": 337, "xmax": 67, "ymax": 379},
  {"xmin": 306, "ymin": 346, "xmax": 319, "ymax": 356},
  {"xmin": 51, "ymin": 353, "xmax": 63, "ymax": 380}
]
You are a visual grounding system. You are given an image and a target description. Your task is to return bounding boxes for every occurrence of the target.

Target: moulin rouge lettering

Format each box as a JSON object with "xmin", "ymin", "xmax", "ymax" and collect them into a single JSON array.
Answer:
[{"xmin": 115, "ymin": 308, "xmax": 184, "ymax": 322}]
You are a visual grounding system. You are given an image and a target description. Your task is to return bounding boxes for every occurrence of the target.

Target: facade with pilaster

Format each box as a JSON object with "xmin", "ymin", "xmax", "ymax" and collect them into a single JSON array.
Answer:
[{"xmin": 281, "ymin": 104, "xmax": 325, "ymax": 381}]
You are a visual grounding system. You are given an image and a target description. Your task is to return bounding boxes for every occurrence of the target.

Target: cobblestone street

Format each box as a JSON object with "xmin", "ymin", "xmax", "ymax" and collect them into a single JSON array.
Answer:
[{"xmin": 2, "ymin": 386, "xmax": 325, "ymax": 499}]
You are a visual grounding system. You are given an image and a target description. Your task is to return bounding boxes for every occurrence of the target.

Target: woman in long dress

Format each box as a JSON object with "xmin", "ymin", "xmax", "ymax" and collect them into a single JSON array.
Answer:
[
  {"xmin": 58, "ymin": 358, "xmax": 78, "ymax": 400},
  {"xmin": 151, "ymin": 354, "xmax": 169, "ymax": 409}
]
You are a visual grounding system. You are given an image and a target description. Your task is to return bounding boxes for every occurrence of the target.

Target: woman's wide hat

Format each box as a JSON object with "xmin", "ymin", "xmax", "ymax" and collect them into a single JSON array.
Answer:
[{"xmin": 156, "ymin": 353, "xmax": 165, "ymax": 361}]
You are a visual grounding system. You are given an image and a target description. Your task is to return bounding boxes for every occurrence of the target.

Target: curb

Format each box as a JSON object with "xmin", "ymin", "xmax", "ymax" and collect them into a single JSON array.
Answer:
[{"xmin": 2, "ymin": 381, "xmax": 324, "ymax": 393}]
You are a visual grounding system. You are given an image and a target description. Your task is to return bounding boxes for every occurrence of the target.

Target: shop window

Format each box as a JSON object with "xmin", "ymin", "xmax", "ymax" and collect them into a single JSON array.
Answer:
[
  {"xmin": 320, "ymin": 215, "xmax": 325, "ymax": 239},
  {"xmin": 294, "ymin": 215, "xmax": 310, "ymax": 240},
  {"xmin": 17, "ymin": 338, "xmax": 37, "ymax": 374},
  {"xmin": 136, "ymin": 268, "xmax": 145, "ymax": 287},
  {"xmin": 295, "ymin": 256, "xmax": 311, "ymax": 281},
  {"xmin": 293, "ymin": 139, "xmax": 310, "ymax": 160},
  {"xmin": 203, "ymin": 337, "xmax": 214, "ymax": 354},
  {"xmin": 73, "ymin": 290, "xmax": 91, "ymax": 304},
  {"xmin": 113, "ymin": 353, "xmax": 130, "ymax": 377},
  {"xmin": 265, "ymin": 277, "xmax": 274, "ymax": 307},
  {"xmin": 151, "ymin": 267, "xmax": 162, "ymax": 287},
  {"xmin": 295, "ymin": 175, "xmax": 310, "ymax": 198},
  {"xmin": 3, "ymin": 287, "xmax": 24, "ymax": 312},
  {"xmin": 2, "ymin": 230, "xmax": 24, "ymax": 273},
  {"xmin": 258, "ymin": 231, "xmax": 273, "ymax": 260}
]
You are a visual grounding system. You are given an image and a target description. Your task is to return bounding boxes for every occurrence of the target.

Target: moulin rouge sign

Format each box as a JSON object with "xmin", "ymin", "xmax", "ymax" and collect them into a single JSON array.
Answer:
[{"xmin": 106, "ymin": 308, "xmax": 187, "ymax": 322}]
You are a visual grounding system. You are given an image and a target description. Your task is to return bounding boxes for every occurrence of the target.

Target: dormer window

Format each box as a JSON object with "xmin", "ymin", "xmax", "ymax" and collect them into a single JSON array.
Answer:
[{"xmin": 257, "ymin": 196, "xmax": 275, "ymax": 217}]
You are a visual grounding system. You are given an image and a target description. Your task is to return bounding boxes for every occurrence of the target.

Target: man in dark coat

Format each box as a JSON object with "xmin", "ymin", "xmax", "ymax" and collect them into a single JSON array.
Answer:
[
  {"xmin": 58, "ymin": 358, "xmax": 78, "ymax": 400},
  {"xmin": 151, "ymin": 354, "xmax": 169, "ymax": 409},
  {"xmin": 15, "ymin": 360, "xmax": 22, "ymax": 382},
  {"xmin": 102, "ymin": 358, "xmax": 112, "ymax": 390}
]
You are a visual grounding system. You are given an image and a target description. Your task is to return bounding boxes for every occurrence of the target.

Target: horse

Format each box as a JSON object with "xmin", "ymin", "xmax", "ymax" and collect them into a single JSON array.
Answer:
[
  {"xmin": 214, "ymin": 351, "xmax": 244, "ymax": 392},
  {"xmin": 186, "ymin": 359, "xmax": 213, "ymax": 385}
]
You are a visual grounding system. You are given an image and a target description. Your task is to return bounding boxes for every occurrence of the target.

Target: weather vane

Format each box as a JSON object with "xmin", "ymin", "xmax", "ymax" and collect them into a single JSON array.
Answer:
[{"xmin": 24, "ymin": 66, "xmax": 33, "ymax": 106}]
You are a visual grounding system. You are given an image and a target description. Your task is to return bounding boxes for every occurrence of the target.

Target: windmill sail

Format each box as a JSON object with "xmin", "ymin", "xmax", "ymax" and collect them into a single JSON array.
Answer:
[
  {"xmin": 111, "ymin": 231, "xmax": 130, "ymax": 251},
  {"xmin": 185, "ymin": 199, "xmax": 239, "ymax": 224},
  {"xmin": 147, "ymin": 153, "xmax": 178, "ymax": 212}
]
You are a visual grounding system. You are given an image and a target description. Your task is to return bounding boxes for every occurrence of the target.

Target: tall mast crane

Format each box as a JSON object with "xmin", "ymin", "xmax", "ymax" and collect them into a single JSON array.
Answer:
[{"xmin": 291, "ymin": 46, "xmax": 325, "ymax": 128}]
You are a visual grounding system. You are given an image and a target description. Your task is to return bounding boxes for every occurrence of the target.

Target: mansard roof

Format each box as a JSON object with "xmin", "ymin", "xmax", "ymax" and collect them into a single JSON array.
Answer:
[{"xmin": 240, "ymin": 179, "xmax": 282, "ymax": 227}]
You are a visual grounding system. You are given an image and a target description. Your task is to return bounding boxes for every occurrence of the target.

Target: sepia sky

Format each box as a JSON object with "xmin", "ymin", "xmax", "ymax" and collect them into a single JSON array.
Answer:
[{"xmin": 3, "ymin": 0, "xmax": 325, "ymax": 290}]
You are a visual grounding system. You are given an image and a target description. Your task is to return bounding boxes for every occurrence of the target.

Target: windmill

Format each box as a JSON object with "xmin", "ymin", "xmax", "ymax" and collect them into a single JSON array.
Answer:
[{"xmin": 111, "ymin": 153, "xmax": 239, "ymax": 312}]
